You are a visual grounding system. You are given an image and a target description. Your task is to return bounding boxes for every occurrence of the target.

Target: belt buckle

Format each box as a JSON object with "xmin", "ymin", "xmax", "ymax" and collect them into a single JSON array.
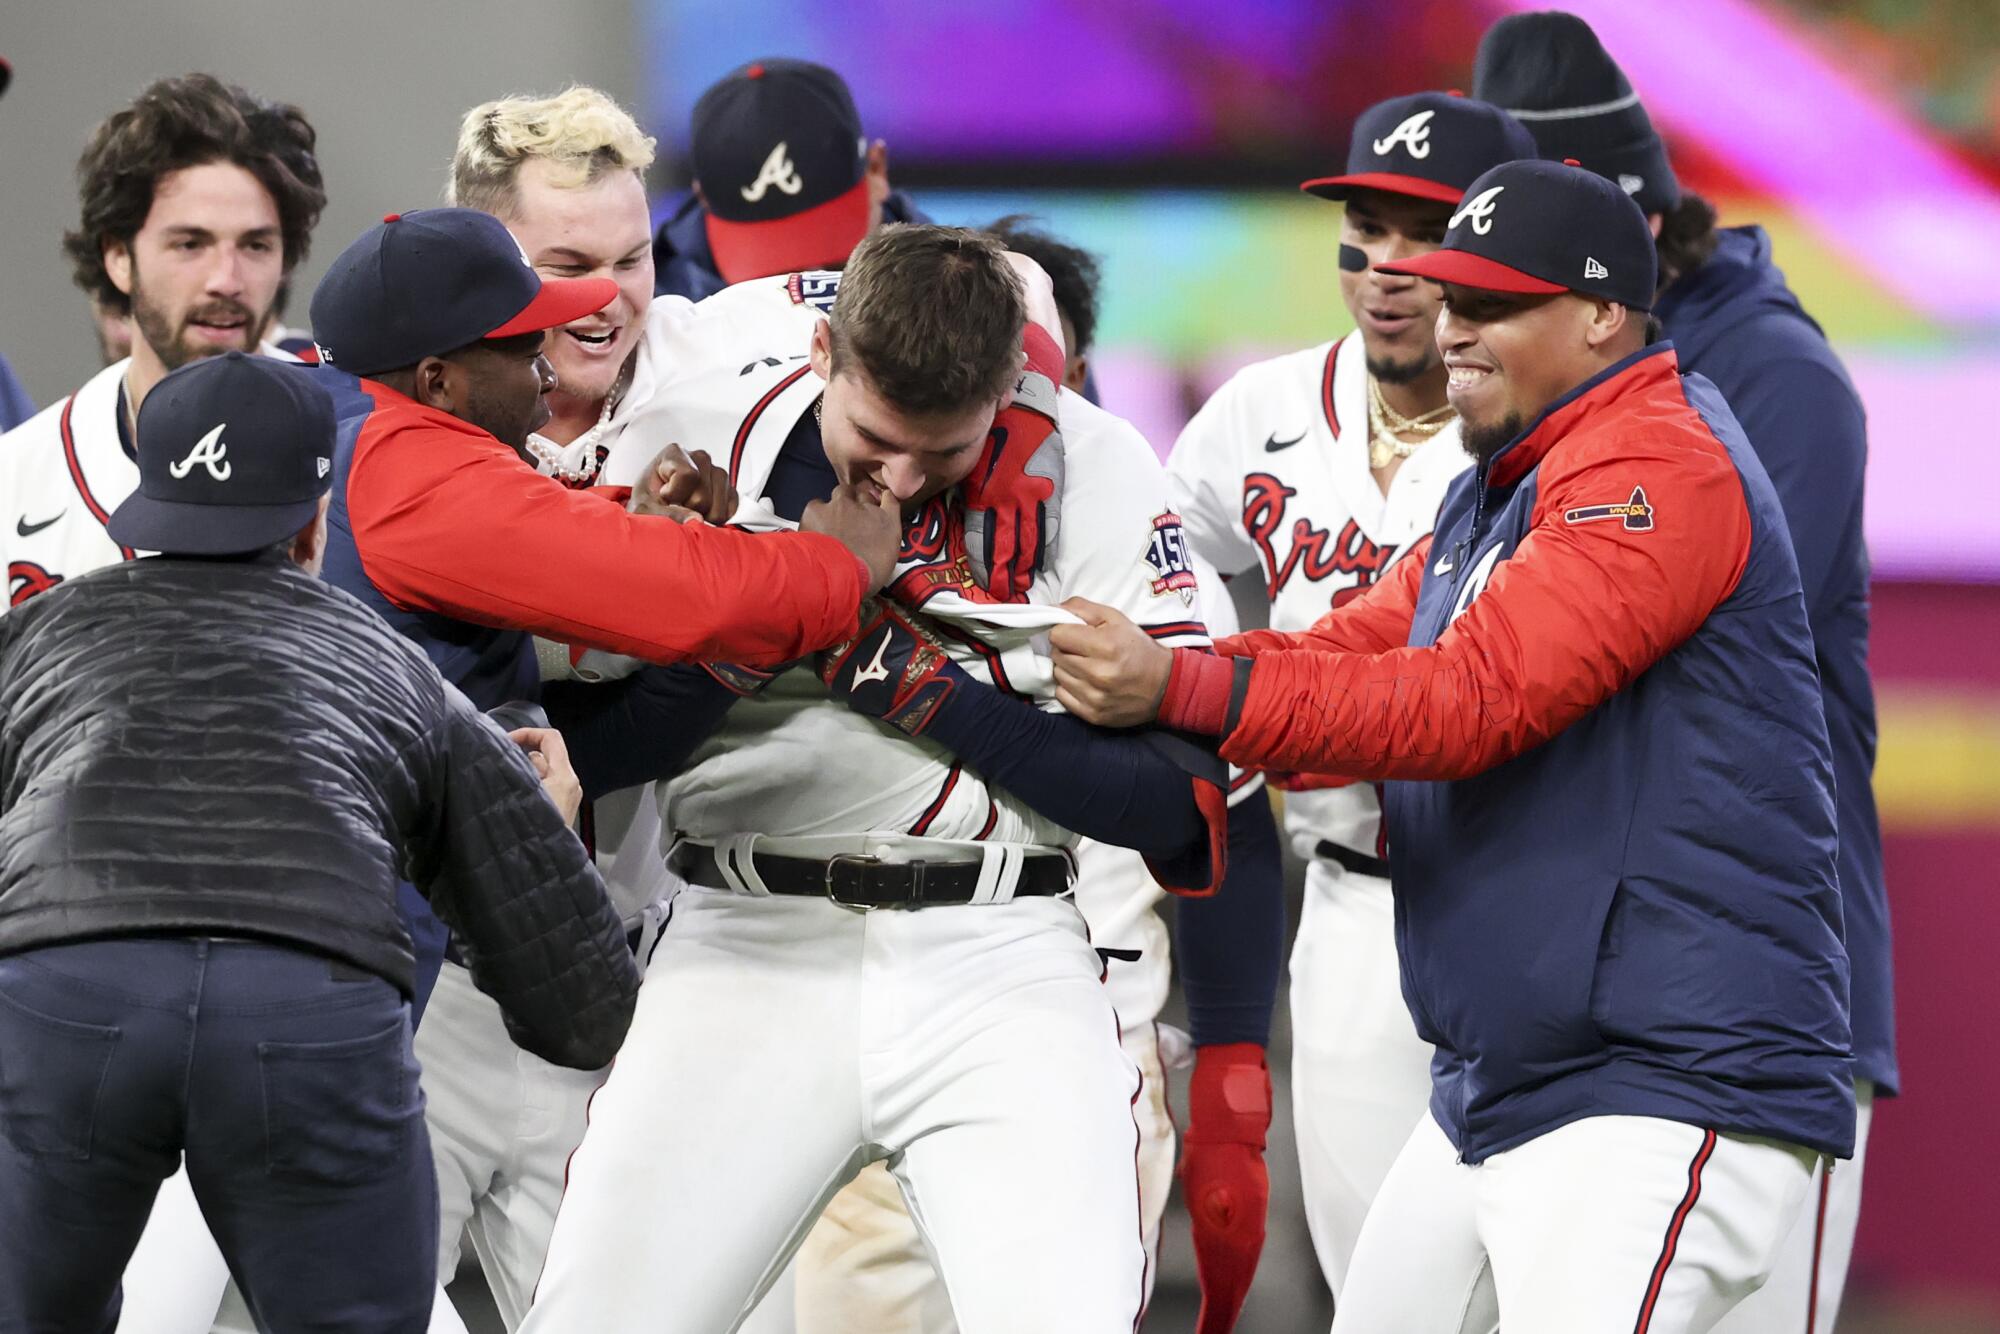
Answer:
[{"xmin": 825, "ymin": 853, "xmax": 884, "ymax": 912}]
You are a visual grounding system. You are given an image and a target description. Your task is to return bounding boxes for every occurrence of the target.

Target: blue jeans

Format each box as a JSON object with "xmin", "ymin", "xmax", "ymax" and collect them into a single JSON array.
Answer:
[{"xmin": 0, "ymin": 937, "xmax": 435, "ymax": 1333}]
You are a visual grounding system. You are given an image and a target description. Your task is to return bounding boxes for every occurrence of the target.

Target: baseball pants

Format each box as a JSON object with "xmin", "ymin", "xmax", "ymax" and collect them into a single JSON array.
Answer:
[
  {"xmin": 522, "ymin": 888, "xmax": 1149, "ymax": 1334},
  {"xmin": 1709, "ymin": 1081, "xmax": 1873, "ymax": 1334},
  {"xmin": 1332, "ymin": 1112, "xmax": 1818, "ymax": 1334},
  {"xmin": 770, "ymin": 1022, "xmax": 1177, "ymax": 1334},
  {"xmin": 420, "ymin": 958, "xmax": 606, "ymax": 1331},
  {"xmin": 1288, "ymin": 860, "xmax": 1435, "ymax": 1299},
  {"xmin": 0, "ymin": 937, "xmax": 437, "ymax": 1334}
]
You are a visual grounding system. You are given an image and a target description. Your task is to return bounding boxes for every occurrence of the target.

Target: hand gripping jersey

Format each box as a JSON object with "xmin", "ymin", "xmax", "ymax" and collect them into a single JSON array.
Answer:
[
  {"xmin": 1167, "ymin": 336, "xmax": 1469, "ymax": 860},
  {"xmin": 0, "ymin": 347, "xmax": 295, "ymax": 607}
]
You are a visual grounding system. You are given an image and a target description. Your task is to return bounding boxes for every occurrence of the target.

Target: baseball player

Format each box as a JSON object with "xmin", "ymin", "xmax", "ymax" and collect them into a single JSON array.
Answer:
[
  {"xmin": 1475, "ymin": 17, "xmax": 1894, "ymax": 1328},
  {"xmin": 519, "ymin": 225, "xmax": 1227, "ymax": 1334},
  {"xmin": 770, "ymin": 220, "xmax": 1289, "ymax": 1334},
  {"xmin": 1165, "ymin": 89, "xmax": 1534, "ymax": 1300},
  {"xmin": 1053, "ymin": 159, "xmax": 1854, "ymax": 1334}
]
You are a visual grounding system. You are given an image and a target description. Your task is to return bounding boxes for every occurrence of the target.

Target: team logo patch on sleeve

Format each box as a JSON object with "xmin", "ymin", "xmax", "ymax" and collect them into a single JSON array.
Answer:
[
  {"xmin": 785, "ymin": 270, "xmax": 842, "ymax": 314},
  {"xmin": 1145, "ymin": 512, "xmax": 1199, "ymax": 606},
  {"xmin": 1563, "ymin": 485, "xmax": 1655, "ymax": 532}
]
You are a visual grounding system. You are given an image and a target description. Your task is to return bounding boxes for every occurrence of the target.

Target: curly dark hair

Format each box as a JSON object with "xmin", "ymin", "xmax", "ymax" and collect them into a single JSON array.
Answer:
[
  {"xmin": 1655, "ymin": 189, "xmax": 1720, "ymax": 295},
  {"xmin": 983, "ymin": 214, "xmax": 1104, "ymax": 354},
  {"xmin": 62, "ymin": 73, "xmax": 326, "ymax": 315}
]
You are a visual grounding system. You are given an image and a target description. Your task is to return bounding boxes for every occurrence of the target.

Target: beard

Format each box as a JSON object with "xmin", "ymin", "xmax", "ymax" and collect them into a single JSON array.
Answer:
[
  {"xmin": 1460, "ymin": 411, "xmax": 1526, "ymax": 466},
  {"xmin": 1365, "ymin": 345, "xmax": 1437, "ymax": 387},
  {"xmin": 127, "ymin": 262, "xmax": 263, "ymax": 371}
]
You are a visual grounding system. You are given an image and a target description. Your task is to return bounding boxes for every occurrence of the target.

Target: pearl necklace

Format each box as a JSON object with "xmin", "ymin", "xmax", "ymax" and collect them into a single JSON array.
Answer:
[
  {"xmin": 526, "ymin": 358, "xmax": 634, "ymax": 489},
  {"xmin": 1366, "ymin": 377, "xmax": 1454, "ymax": 471}
]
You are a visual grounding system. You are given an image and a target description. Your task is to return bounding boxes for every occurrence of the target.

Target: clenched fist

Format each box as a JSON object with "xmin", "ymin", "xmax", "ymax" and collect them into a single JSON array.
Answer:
[
  {"xmin": 801, "ymin": 482, "xmax": 903, "ymax": 594},
  {"xmin": 1049, "ymin": 597, "xmax": 1174, "ymax": 727},
  {"xmin": 633, "ymin": 443, "xmax": 735, "ymax": 524}
]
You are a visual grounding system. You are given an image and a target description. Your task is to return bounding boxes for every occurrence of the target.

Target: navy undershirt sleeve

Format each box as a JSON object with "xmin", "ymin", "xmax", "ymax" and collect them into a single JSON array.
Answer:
[
  {"xmin": 542, "ymin": 664, "xmax": 744, "ymax": 800},
  {"xmin": 920, "ymin": 669, "xmax": 1211, "ymax": 859},
  {"xmin": 1175, "ymin": 792, "xmax": 1287, "ymax": 1047}
]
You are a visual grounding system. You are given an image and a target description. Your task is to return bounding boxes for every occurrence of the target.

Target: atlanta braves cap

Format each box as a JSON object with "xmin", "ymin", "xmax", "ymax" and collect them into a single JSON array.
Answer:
[
  {"xmin": 308, "ymin": 208, "xmax": 616, "ymax": 377},
  {"xmin": 1376, "ymin": 158, "xmax": 1657, "ymax": 309},
  {"xmin": 1473, "ymin": 11, "xmax": 1681, "ymax": 217},
  {"xmin": 109, "ymin": 352, "xmax": 335, "ymax": 555},
  {"xmin": 692, "ymin": 58, "xmax": 872, "ymax": 284},
  {"xmin": 1302, "ymin": 91, "xmax": 1537, "ymax": 205}
]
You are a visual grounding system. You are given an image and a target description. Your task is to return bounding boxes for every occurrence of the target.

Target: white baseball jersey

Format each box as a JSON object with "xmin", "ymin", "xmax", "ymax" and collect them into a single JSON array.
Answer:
[
  {"xmin": 1, "ymin": 347, "xmax": 295, "ymax": 609},
  {"xmin": 1167, "ymin": 335, "xmax": 1470, "ymax": 860},
  {"xmin": 596, "ymin": 273, "xmax": 1212, "ymax": 860}
]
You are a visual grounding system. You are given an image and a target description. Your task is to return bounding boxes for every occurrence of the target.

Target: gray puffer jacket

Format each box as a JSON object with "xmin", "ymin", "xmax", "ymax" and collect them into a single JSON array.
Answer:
[{"xmin": 0, "ymin": 552, "xmax": 638, "ymax": 1070}]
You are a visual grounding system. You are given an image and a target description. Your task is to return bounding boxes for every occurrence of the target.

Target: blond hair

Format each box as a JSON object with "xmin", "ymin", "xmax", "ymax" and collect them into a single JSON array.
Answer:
[{"xmin": 450, "ymin": 86, "xmax": 656, "ymax": 218}]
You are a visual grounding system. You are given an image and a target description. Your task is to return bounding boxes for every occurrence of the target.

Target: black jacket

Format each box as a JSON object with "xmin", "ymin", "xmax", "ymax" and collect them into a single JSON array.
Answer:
[{"xmin": 0, "ymin": 553, "xmax": 638, "ymax": 1070}]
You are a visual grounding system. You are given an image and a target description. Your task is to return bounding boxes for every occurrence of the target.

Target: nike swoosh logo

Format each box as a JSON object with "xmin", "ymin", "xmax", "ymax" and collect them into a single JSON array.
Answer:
[
  {"xmin": 1434, "ymin": 556, "xmax": 1455, "ymax": 575},
  {"xmin": 16, "ymin": 513, "xmax": 63, "ymax": 538},
  {"xmin": 1263, "ymin": 432, "xmax": 1306, "ymax": 453}
]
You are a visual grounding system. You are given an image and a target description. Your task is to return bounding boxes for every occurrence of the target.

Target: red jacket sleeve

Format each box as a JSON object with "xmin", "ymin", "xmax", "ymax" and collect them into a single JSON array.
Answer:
[
  {"xmin": 346, "ymin": 395, "xmax": 864, "ymax": 666},
  {"xmin": 1220, "ymin": 433, "xmax": 1751, "ymax": 781},
  {"xmin": 1216, "ymin": 535, "xmax": 1430, "ymax": 659}
]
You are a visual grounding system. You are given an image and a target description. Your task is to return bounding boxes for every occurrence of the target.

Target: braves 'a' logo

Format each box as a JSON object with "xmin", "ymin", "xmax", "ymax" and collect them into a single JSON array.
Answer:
[
  {"xmin": 1241, "ymin": 474, "xmax": 1399, "ymax": 601},
  {"xmin": 1450, "ymin": 186, "xmax": 1505, "ymax": 237},
  {"xmin": 170, "ymin": 424, "xmax": 232, "ymax": 481},
  {"xmin": 741, "ymin": 143, "xmax": 804, "ymax": 202},
  {"xmin": 8, "ymin": 560, "xmax": 63, "ymax": 607},
  {"xmin": 1372, "ymin": 110, "xmax": 1435, "ymax": 160}
]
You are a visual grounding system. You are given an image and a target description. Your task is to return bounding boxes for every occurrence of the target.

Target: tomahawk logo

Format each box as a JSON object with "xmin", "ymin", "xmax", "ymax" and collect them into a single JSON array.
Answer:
[
  {"xmin": 1450, "ymin": 186, "xmax": 1505, "ymax": 236},
  {"xmin": 1372, "ymin": 110, "xmax": 1435, "ymax": 160},
  {"xmin": 741, "ymin": 143, "xmax": 804, "ymax": 202},
  {"xmin": 169, "ymin": 424, "xmax": 232, "ymax": 481},
  {"xmin": 852, "ymin": 631, "xmax": 893, "ymax": 687},
  {"xmin": 1584, "ymin": 257, "xmax": 1609, "ymax": 281}
]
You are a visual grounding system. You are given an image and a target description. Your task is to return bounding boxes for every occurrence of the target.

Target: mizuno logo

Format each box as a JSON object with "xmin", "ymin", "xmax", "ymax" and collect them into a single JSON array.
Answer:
[
  {"xmin": 15, "ymin": 512, "xmax": 63, "ymax": 538},
  {"xmin": 169, "ymin": 424, "xmax": 232, "ymax": 481},
  {"xmin": 1371, "ymin": 110, "xmax": 1435, "ymax": 159},
  {"xmin": 741, "ymin": 143, "xmax": 804, "ymax": 202},
  {"xmin": 852, "ymin": 631, "xmax": 893, "ymax": 687},
  {"xmin": 1584, "ymin": 257, "xmax": 1609, "ymax": 281},
  {"xmin": 1450, "ymin": 186, "xmax": 1505, "ymax": 236},
  {"xmin": 1263, "ymin": 431, "xmax": 1306, "ymax": 453}
]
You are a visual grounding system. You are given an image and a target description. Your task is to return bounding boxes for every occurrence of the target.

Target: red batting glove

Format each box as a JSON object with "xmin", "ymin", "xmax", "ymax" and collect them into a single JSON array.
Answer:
[
  {"xmin": 959, "ymin": 324, "xmax": 1066, "ymax": 602},
  {"xmin": 1183, "ymin": 1042, "xmax": 1272, "ymax": 1334}
]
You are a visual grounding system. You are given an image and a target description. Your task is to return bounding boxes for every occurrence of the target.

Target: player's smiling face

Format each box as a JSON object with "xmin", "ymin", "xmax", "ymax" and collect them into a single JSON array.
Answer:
[
  {"xmin": 105, "ymin": 161, "xmax": 286, "ymax": 372},
  {"xmin": 1435, "ymin": 283, "xmax": 1597, "ymax": 462},
  {"xmin": 503, "ymin": 159, "xmax": 654, "ymax": 408},
  {"xmin": 1339, "ymin": 189, "xmax": 1452, "ymax": 384},
  {"xmin": 808, "ymin": 320, "xmax": 999, "ymax": 509}
]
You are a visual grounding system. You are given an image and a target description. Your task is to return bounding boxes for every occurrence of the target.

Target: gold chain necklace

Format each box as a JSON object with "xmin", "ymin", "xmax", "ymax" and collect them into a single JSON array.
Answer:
[{"xmin": 1367, "ymin": 377, "xmax": 1454, "ymax": 470}]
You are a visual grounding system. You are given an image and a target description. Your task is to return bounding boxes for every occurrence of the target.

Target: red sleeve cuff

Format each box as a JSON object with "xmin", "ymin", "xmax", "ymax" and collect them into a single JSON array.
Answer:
[{"xmin": 1159, "ymin": 647, "xmax": 1235, "ymax": 736}]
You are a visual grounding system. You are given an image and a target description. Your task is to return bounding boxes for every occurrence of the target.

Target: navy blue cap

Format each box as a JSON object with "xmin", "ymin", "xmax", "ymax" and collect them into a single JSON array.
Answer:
[
  {"xmin": 1377, "ymin": 158, "xmax": 1657, "ymax": 309},
  {"xmin": 1303, "ymin": 91, "xmax": 1537, "ymax": 205},
  {"xmin": 692, "ymin": 58, "xmax": 873, "ymax": 283},
  {"xmin": 308, "ymin": 208, "xmax": 615, "ymax": 377},
  {"xmin": 109, "ymin": 352, "xmax": 335, "ymax": 555}
]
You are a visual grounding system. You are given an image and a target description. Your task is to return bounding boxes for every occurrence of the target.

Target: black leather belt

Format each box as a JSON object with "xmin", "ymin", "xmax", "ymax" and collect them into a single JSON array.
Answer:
[
  {"xmin": 669, "ymin": 843, "xmax": 1071, "ymax": 910},
  {"xmin": 1315, "ymin": 840, "xmax": 1392, "ymax": 881}
]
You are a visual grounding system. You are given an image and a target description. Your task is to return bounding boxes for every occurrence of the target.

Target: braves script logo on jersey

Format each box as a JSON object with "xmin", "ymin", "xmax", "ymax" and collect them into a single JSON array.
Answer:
[
  {"xmin": 8, "ymin": 561, "xmax": 63, "ymax": 607},
  {"xmin": 785, "ymin": 270, "xmax": 842, "ymax": 315},
  {"xmin": 170, "ymin": 424, "xmax": 232, "ymax": 481},
  {"xmin": 1451, "ymin": 185, "xmax": 1505, "ymax": 237},
  {"xmin": 741, "ymin": 143, "xmax": 804, "ymax": 202},
  {"xmin": 1145, "ymin": 512, "xmax": 1198, "ymax": 606},
  {"xmin": 1563, "ymin": 485, "xmax": 1655, "ymax": 532},
  {"xmin": 1372, "ymin": 109, "xmax": 1435, "ymax": 159},
  {"xmin": 1241, "ymin": 474, "xmax": 1400, "ymax": 603}
]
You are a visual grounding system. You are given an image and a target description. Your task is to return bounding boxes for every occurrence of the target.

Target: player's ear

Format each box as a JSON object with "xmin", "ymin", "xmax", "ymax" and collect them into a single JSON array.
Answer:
[
  {"xmin": 809, "ymin": 319, "xmax": 834, "ymax": 381},
  {"xmin": 865, "ymin": 141, "xmax": 891, "ymax": 212},
  {"xmin": 103, "ymin": 238, "xmax": 134, "ymax": 297},
  {"xmin": 411, "ymin": 355, "xmax": 459, "ymax": 413},
  {"xmin": 1582, "ymin": 297, "xmax": 1629, "ymax": 352},
  {"xmin": 1064, "ymin": 352, "xmax": 1090, "ymax": 396}
]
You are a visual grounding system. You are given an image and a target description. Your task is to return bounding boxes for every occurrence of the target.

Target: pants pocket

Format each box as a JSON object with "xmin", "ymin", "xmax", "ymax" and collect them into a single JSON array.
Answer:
[
  {"xmin": 0, "ymin": 985, "xmax": 120, "ymax": 1160},
  {"xmin": 258, "ymin": 1014, "xmax": 417, "ymax": 1185}
]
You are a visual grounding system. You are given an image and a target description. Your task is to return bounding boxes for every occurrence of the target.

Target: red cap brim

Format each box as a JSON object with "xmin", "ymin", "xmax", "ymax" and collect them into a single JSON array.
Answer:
[
  {"xmin": 487, "ymin": 275, "xmax": 617, "ymax": 339},
  {"xmin": 1375, "ymin": 250, "xmax": 1568, "ymax": 294},
  {"xmin": 1301, "ymin": 173, "xmax": 1466, "ymax": 205},
  {"xmin": 705, "ymin": 179, "xmax": 872, "ymax": 285}
]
